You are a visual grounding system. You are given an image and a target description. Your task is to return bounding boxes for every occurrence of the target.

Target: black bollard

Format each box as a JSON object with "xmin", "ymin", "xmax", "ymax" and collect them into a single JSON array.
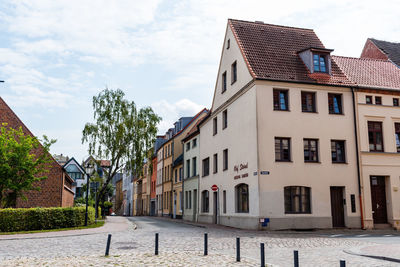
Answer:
[
  {"xmin": 204, "ymin": 233, "xmax": 208, "ymax": 256},
  {"xmin": 260, "ymin": 243, "xmax": 265, "ymax": 267},
  {"xmin": 340, "ymin": 260, "xmax": 346, "ymax": 267},
  {"xmin": 155, "ymin": 233, "xmax": 159, "ymax": 255},
  {"xmin": 105, "ymin": 234, "xmax": 112, "ymax": 256},
  {"xmin": 236, "ymin": 237, "xmax": 240, "ymax": 262},
  {"xmin": 294, "ymin": 250, "xmax": 299, "ymax": 267}
]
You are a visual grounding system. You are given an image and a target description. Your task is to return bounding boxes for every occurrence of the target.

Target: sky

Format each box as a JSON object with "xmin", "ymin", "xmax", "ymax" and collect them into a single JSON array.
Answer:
[{"xmin": 0, "ymin": 0, "xmax": 399, "ymax": 162}]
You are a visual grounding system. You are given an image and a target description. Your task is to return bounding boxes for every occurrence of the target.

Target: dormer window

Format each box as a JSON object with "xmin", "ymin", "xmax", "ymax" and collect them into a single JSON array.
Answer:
[
  {"xmin": 298, "ymin": 47, "xmax": 333, "ymax": 75},
  {"xmin": 313, "ymin": 54, "xmax": 327, "ymax": 73}
]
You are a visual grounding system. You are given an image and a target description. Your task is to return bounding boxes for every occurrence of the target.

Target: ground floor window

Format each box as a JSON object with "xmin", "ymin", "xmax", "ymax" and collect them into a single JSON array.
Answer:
[
  {"xmin": 235, "ymin": 184, "xmax": 249, "ymax": 213},
  {"xmin": 284, "ymin": 186, "xmax": 311, "ymax": 214},
  {"xmin": 185, "ymin": 191, "xmax": 188, "ymax": 209},
  {"xmin": 202, "ymin": 190, "xmax": 209, "ymax": 212},
  {"xmin": 223, "ymin": 190, "xmax": 226, "ymax": 213},
  {"xmin": 179, "ymin": 192, "xmax": 183, "ymax": 211},
  {"xmin": 189, "ymin": 190, "xmax": 192, "ymax": 209}
]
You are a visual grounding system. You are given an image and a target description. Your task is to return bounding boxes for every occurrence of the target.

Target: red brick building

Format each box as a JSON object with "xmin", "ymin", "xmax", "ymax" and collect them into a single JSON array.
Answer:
[{"xmin": 0, "ymin": 97, "xmax": 74, "ymax": 208}]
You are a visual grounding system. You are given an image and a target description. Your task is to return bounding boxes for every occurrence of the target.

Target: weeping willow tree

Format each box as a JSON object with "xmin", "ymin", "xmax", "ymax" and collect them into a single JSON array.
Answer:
[{"xmin": 82, "ymin": 88, "xmax": 160, "ymax": 210}]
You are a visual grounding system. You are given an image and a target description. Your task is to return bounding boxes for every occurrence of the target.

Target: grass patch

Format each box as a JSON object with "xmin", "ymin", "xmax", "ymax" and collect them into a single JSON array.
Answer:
[{"xmin": 0, "ymin": 220, "xmax": 105, "ymax": 235}]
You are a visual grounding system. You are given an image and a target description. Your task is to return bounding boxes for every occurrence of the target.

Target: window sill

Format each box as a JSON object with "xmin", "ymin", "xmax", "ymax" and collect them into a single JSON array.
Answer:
[
  {"xmin": 302, "ymin": 111, "xmax": 318, "ymax": 113},
  {"xmin": 332, "ymin": 161, "xmax": 347, "ymax": 164},
  {"xmin": 329, "ymin": 112, "xmax": 344, "ymax": 115},
  {"xmin": 231, "ymin": 80, "xmax": 237, "ymax": 85},
  {"xmin": 304, "ymin": 161, "xmax": 321, "ymax": 163},
  {"xmin": 285, "ymin": 212, "xmax": 312, "ymax": 215},
  {"xmin": 223, "ymin": 168, "xmax": 228, "ymax": 172},
  {"xmin": 275, "ymin": 160, "xmax": 292, "ymax": 162},
  {"xmin": 313, "ymin": 71, "xmax": 328, "ymax": 74},
  {"xmin": 273, "ymin": 109, "xmax": 290, "ymax": 112},
  {"xmin": 221, "ymin": 89, "xmax": 227, "ymax": 94}
]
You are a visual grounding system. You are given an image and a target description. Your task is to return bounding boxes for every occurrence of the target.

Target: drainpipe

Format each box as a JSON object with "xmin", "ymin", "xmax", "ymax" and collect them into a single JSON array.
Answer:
[
  {"xmin": 182, "ymin": 141, "xmax": 185, "ymax": 218},
  {"xmin": 161, "ymin": 151, "xmax": 164, "ymax": 217},
  {"xmin": 351, "ymin": 87, "xmax": 364, "ymax": 229}
]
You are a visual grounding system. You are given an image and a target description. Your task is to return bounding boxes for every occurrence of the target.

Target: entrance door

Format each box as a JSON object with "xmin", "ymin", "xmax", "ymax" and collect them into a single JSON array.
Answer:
[
  {"xmin": 213, "ymin": 192, "xmax": 218, "ymax": 224},
  {"xmin": 193, "ymin": 190, "xmax": 198, "ymax": 221},
  {"xmin": 330, "ymin": 187, "xmax": 345, "ymax": 227},
  {"xmin": 370, "ymin": 176, "xmax": 388, "ymax": 224},
  {"xmin": 151, "ymin": 201, "xmax": 155, "ymax": 216}
]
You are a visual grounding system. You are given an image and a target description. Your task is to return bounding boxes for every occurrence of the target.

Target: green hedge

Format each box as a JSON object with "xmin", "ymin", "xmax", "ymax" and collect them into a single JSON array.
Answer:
[{"xmin": 0, "ymin": 206, "xmax": 95, "ymax": 232}]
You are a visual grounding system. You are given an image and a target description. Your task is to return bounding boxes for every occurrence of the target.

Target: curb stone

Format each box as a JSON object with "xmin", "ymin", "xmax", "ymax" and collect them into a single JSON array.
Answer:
[{"xmin": 344, "ymin": 249, "xmax": 400, "ymax": 263}]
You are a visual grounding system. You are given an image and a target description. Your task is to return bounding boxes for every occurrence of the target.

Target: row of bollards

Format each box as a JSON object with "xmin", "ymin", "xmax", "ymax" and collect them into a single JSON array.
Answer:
[{"xmin": 104, "ymin": 232, "xmax": 347, "ymax": 266}]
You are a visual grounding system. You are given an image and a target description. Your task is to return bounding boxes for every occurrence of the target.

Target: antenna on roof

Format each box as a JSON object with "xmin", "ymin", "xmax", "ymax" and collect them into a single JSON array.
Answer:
[
  {"xmin": 255, "ymin": 21, "xmax": 264, "ymax": 24},
  {"xmin": 0, "ymin": 80, "xmax": 4, "ymax": 83}
]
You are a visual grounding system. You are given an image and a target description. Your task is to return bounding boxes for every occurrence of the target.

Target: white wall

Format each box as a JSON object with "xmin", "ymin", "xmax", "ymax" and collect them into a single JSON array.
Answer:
[
  {"xmin": 256, "ymin": 81, "xmax": 360, "ymax": 229},
  {"xmin": 199, "ymin": 86, "xmax": 259, "ymax": 228},
  {"xmin": 211, "ymin": 24, "xmax": 253, "ymax": 112}
]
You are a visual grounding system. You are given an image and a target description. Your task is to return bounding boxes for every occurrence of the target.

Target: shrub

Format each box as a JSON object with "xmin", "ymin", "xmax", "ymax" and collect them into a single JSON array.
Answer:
[
  {"xmin": 102, "ymin": 201, "xmax": 113, "ymax": 216},
  {"xmin": 0, "ymin": 206, "xmax": 95, "ymax": 232}
]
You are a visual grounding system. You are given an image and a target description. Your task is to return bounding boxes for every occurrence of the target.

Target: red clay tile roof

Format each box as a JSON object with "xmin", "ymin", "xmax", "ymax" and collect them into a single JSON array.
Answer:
[
  {"xmin": 229, "ymin": 19, "xmax": 353, "ymax": 86},
  {"xmin": 332, "ymin": 56, "xmax": 400, "ymax": 90},
  {"xmin": 185, "ymin": 115, "xmax": 205, "ymax": 136}
]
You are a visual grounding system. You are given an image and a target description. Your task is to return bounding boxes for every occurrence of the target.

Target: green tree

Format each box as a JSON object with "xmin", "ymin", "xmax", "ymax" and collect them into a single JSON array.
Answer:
[
  {"xmin": 0, "ymin": 123, "xmax": 56, "ymax": 208},
  {"xmin": 82, "ymin": 88, "xmax": 161, "ymax": 210}
]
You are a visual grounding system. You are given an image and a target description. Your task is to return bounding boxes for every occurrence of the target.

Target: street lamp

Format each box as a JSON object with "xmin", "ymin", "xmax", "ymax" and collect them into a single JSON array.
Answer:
[
  {"xmin": 84, "ymin": 163, "xmax": 94, "ymax": 226},
  {"xmin": 84, "ymin": 172, "xmax": 90, "ymax": 226}
]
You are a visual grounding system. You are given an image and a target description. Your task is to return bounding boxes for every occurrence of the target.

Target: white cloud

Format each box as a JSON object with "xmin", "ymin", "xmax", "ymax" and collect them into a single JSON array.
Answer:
[{"xmin": 152, "ymin": 98, "xmax": 205, "ymax": 134}]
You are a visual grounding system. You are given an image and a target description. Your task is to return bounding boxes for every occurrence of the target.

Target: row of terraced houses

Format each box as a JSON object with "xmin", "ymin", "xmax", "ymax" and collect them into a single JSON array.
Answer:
[{"xmin": 131, "ymin": 19, "xmax": 400, "ymax": 230}]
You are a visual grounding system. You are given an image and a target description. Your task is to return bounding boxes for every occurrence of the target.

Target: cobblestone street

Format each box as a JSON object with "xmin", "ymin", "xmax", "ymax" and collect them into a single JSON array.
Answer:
[{"xmin": 1, "ymin": 216, "xmax": 400, "ymax": 266}]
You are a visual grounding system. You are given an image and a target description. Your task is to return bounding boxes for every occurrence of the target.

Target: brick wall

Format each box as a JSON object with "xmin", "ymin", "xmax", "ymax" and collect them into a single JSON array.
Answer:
[
  {"xmin": 361, "ymin": 39, "xmax": 388, "ymax": 60},
  {"xmin": 0, "ymin": 97, "xmax": 74, "ymax": 208}
]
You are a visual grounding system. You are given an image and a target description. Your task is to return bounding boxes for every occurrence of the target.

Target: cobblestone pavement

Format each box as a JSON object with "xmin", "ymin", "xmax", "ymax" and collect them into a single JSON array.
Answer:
[{"xmin": 1, "ymin": 216, "xmax": 399, "ymax": 266}]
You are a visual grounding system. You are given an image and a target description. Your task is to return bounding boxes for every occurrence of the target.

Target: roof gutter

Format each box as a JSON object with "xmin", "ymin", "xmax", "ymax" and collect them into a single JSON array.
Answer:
[
  {"xmin": 256, "ymin": 77, "xmax": 353, "ymax": 88},
  {"xmin": 351, "ymin": 87, "xmax": 364, "ymax": 229}
]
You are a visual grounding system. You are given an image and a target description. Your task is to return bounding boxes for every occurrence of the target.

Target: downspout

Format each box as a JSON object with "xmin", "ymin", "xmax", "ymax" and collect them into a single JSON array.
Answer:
[
  {"xmin": 60, "ymin": 171, "xmax": 64, "ymax": 207},
  {"xmin": 351, "ymin": 87, "xmax": 364, "ymax": 229},
  {"xmin": 197, "ymin": 149, "xmax": 200, "ymax": 223},
  {"xmin": 182, "ymin": 141, "xmax": 185, "ymax": 218},
  {"xmin": 161, "ymin": 151, "xmax": 164, "ymax": 217}
]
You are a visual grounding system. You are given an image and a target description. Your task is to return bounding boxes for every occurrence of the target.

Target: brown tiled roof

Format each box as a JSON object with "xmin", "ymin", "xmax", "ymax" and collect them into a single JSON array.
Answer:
[
  {"xmin": 332, "ymin": 56, "xmax": 400, "ymax": 90},
  {"xmin": 229, "ymin": 19, "xmax": 353, "ymax": 86},
  {"xmin": 185, "ymin": 118, "xmax": 203, "ymax": 136}
]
